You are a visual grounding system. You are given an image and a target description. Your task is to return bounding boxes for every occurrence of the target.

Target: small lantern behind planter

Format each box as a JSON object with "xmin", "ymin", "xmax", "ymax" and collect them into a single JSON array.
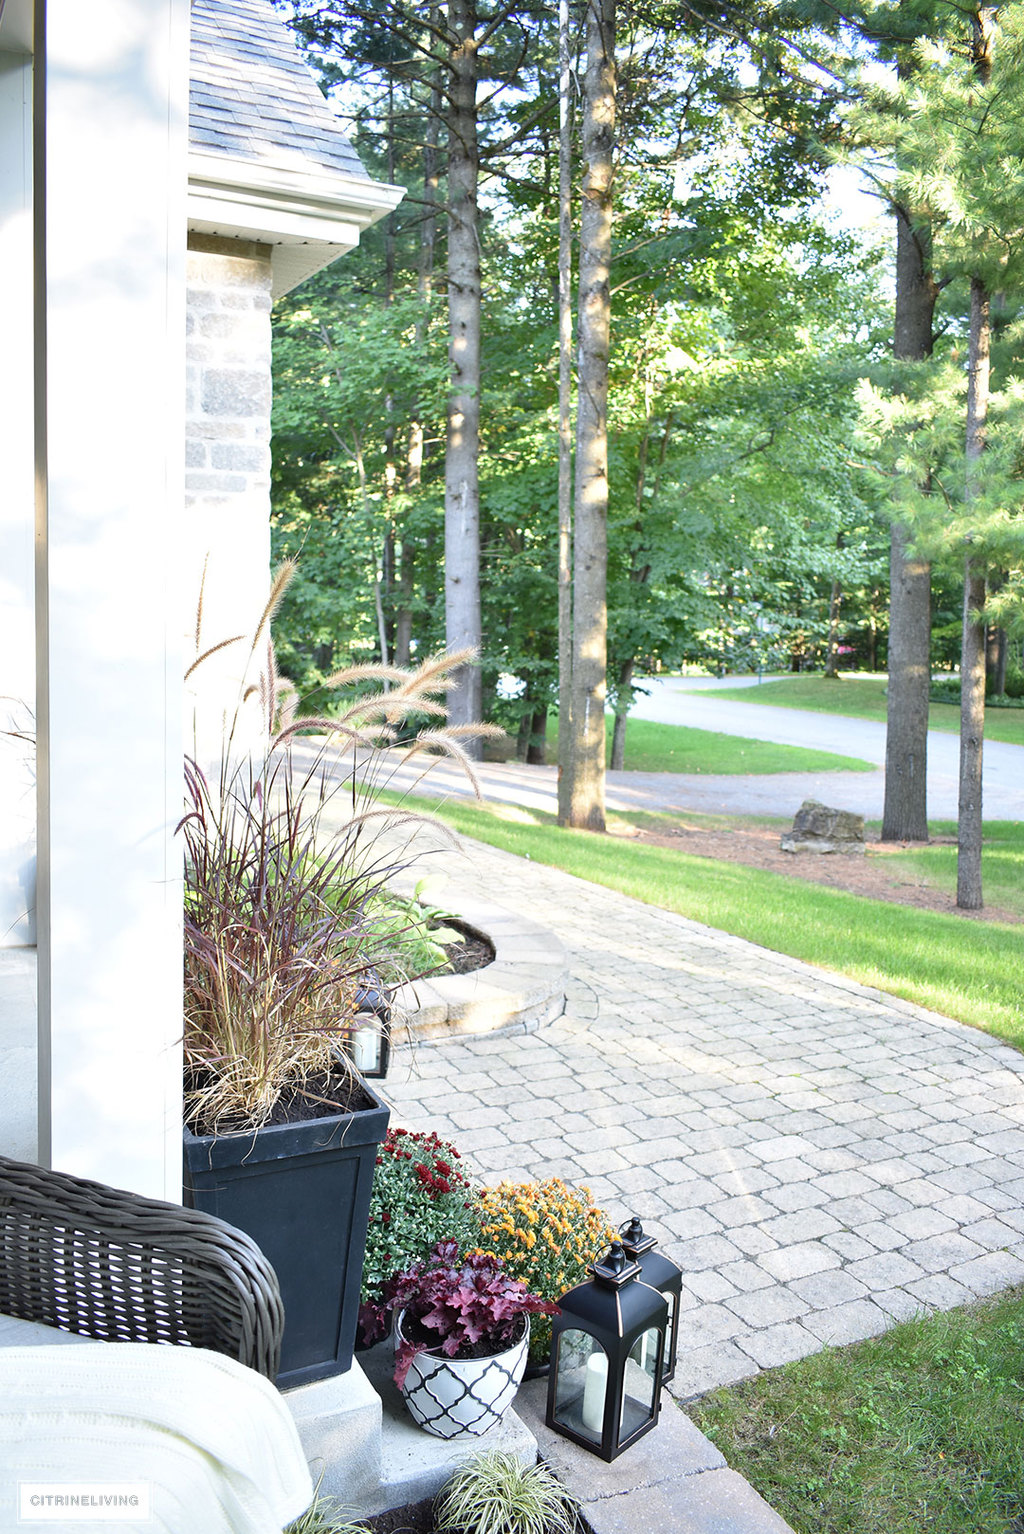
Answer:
[
  {"xmin": 546, "ymin": 1240, "xmax": 668, "ymax": 1461},
  {"xmin": 618, "ymin": 1216, "xmax": 683, "ymax": 1384},
  {"xmin": 345, "ymin": 986, "xmax": 391, "ymax": 1079}
]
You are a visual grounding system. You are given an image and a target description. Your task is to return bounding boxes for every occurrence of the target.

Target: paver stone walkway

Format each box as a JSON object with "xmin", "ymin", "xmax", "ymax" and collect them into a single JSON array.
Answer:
[{"xmin": 385, "ymin": 831, "xmax": 1024, "ymax": 1401}]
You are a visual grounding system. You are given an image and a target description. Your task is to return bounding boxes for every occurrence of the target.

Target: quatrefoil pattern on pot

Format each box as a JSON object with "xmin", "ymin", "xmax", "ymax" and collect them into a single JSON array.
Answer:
[{"xmin": 398, "ymin": 1317, "xmax": 529, "ymax": 1439}]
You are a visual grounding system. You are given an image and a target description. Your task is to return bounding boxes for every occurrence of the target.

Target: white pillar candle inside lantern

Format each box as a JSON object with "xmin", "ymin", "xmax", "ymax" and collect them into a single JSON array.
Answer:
[
  {"xmin": 351, "ymin": 1026, "xmax": 379, "ymax": 1071},
  {"xmin": 580, "ymin": 1350, "xmax": 608, "ymax": 1432}
]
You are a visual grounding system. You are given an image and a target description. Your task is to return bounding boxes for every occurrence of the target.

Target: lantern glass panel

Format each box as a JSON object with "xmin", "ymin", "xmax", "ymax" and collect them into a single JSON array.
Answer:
[
  {"xmin": 553, "ymin": 1329, "xmax": 609, "ymax": 1445},
  {"xmin": 623, "ymin": 1327, "xmax": 660, "ymax": 1437}
]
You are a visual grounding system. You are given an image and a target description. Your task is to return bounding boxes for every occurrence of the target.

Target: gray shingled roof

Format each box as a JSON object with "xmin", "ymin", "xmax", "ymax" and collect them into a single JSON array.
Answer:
[{"xmin": 190, "ymin": 0, "xmax": 369, "ymax": 182}]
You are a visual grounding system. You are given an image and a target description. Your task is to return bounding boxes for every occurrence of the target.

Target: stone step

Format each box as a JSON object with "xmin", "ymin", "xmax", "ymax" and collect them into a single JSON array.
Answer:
[
  {"xmin": 515, "ymin": 1379, "xmax": 797, "ymax": 1534},
  {"xmin": 285, "ymin": 1343, "xmax": 536, "ymax": 1520},
  {"xmin": 390, "ymin": 894, "xmax": 567, "ymax": 1042}
]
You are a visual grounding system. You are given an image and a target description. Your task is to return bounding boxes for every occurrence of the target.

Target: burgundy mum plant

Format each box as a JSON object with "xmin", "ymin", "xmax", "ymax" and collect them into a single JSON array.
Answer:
[{"xmin": 362, "ymin": 1239, "xmax": 559, "ymax": 1388}]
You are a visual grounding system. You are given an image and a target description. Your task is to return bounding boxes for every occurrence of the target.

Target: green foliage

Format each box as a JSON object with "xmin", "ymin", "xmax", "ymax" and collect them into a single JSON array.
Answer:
[
  {"xmin": 285, "ymin": 1493, "xmax": 371, "ymax": 1534},
  {"xmin": 434, "ymin": 1452, "xmax": 581, "ymax": 1534},
  {"xmin": 364, "ymin": 875, "xmax": 464, "ymax": 986},
  {"xmin": 270, "ymin": 9, "xmax": 890, "ymax": 720},
  {"xmin": 360, "ymin": 1128, "xmax": 482, "ymax": 1305},
  {"xmin": 879, "ymin": 819, "xmax": 1024, "ymax": 920},
  {"xmin": 690, "ymin": 1288, "xmax": 1024, "ymax": 1534}
]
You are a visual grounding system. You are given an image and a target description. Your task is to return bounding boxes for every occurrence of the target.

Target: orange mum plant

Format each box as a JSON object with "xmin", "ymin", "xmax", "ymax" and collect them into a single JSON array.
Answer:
[{"xmin": 477, "ymin": 1178, "xmax": 615, "ymax": 1365}]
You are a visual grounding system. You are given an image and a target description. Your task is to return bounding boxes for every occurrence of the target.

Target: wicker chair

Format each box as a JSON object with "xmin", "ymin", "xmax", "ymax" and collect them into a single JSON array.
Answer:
[{"xmin": 0, "ymin": 1153, "xmax": 284, "ymax": 1380}]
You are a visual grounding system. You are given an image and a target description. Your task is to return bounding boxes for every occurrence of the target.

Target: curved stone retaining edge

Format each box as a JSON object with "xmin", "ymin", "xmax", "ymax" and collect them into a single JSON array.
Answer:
[{"xmin": 390, "ymin": 895, "xmax": 568, "ymax": 1042}]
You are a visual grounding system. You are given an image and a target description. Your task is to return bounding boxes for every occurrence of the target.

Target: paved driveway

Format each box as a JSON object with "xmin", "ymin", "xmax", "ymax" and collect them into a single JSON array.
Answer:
[
  {"xmin": 386, "ymin": 833, "xmax": 1024, "ymax": 1402},
  {"xmin": 629, "ymin": 675, "xmax": 1024, "ymax": 822}
]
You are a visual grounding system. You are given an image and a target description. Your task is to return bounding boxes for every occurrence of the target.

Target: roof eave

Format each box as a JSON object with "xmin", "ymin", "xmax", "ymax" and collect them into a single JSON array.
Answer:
[{"xmin": 187, "ymin": 151, "xmax": 405, "ymax": 298}]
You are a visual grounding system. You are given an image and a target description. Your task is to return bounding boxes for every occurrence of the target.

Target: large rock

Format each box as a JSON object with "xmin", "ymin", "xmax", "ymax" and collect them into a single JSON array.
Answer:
[{"xmin": 780, "ymin": 799, "xmax": 866, "ymax": 855}]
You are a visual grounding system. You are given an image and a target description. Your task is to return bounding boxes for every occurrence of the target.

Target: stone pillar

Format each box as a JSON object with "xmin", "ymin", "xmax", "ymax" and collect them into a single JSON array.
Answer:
[{"xmin": 185, "ymin": 234, "xmax": 274, "ymax": 757}]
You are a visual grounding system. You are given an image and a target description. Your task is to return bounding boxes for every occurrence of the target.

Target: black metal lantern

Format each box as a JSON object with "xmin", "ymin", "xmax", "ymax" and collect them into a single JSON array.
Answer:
[
  {"xmin": 546, "ymin": 1239, "xmax": 668, "ymax": 1461},
  {"xmin": 344, "ymin": 985, "xmax": 391, "ymax": 1079},
  {"xmin": 618, "ymin": 1216, "xmax": 683, "ymax": 1384}
]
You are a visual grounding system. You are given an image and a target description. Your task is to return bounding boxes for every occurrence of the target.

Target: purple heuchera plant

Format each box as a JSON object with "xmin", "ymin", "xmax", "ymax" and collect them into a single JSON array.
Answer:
[{"xmin": 360, "ymin": 1239, "xmax": 559, "ymax": 1388}]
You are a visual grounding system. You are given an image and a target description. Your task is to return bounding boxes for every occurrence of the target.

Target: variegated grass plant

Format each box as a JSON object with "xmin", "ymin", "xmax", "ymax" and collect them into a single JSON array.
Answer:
[{"xmin": 181, "ymin": 562, "xmax": 498, "ymax": 1135}]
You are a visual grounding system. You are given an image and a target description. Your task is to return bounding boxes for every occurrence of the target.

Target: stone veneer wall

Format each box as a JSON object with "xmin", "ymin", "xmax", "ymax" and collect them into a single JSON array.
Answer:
[{"xmin": 185, "ymin": 233, "xmax": 274, "ymax": 747}]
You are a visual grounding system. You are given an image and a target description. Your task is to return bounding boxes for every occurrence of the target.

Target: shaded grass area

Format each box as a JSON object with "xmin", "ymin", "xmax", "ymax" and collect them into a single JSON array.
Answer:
[
  {"xmin": 883, "ymin": 819, "xmax": 1024, "ymax": 920},
  {"xmin": 710, "ymin": 674, "xmax": 1024, "ymax": 746},
  {"xmin": 401, "ymin": 795, "xmax": 1024, "ymax": 1049},
  {"xmin": 689, "ymin": 1288, "xmax": 1024, "ymax": 1534},
  {"xmin": 542, "ymin": 716, "xmax": 873, "ymax": 774},
  {"xmin": 622, "ymin": 809, "xmax": 1024, "ymax": 921}
]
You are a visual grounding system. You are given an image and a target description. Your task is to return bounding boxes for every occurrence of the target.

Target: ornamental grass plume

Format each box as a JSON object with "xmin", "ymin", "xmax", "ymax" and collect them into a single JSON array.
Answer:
[
  {"xmin": 477, "ymin": 1178, "xmax": 616, "ymax": 1364},
  {"xmin": 182, "ymin": 562, "xmax": 499, "ymax": 1135}
]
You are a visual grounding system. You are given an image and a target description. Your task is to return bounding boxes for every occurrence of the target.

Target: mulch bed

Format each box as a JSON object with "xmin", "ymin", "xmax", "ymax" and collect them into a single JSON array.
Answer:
[
  {"xmin": 364, "ymin": 1499, "xmax": 435, "ymax": 1534},
  {"xmin": 438, "ymin": 919, "xmax": 495, "ymax": 974}
]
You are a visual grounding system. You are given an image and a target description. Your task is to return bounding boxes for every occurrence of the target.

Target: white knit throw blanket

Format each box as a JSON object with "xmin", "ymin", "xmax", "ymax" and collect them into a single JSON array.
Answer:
[{"xmin": 0, "ymin": 1344, "xmax": 312, "ymax": 1533}]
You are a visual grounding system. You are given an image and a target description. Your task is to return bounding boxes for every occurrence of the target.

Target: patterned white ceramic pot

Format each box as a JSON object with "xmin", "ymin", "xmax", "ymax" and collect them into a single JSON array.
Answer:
[{"xmin": 394, "ymin": 1310, "xmax": 529, "ymax": 1438}]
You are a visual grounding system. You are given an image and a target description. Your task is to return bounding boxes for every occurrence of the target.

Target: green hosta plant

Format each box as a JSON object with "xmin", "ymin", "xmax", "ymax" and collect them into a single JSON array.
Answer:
[
  {"xmin": 367, "ymin": 874, "xmax": 465, "ymax": 984},
  {"xmin": 434, "ymin": 1452, "xmax": 581, "ymax": 1534}
]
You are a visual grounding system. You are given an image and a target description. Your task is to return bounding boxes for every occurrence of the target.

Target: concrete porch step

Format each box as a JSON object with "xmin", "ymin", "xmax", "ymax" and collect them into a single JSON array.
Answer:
[{"xmin": 286, "ymin": 1342, "xmax": 536, "ymax": 1521}]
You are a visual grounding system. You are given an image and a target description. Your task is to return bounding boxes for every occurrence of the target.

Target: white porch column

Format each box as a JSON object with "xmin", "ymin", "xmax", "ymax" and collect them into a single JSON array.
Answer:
[
  {"xmin": 0, "ymin": 27, "xmax": 37, "ymax": 1163},
  {"xmin": 36, "ymin": 0, "xmax": 189, "ymax": 1199}
]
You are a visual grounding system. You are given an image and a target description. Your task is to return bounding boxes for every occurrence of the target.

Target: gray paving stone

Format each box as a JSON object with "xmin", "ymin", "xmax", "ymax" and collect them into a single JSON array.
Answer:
[
  {"xmin": 760, "ymin": 1209, "xmax": 842, "ymax": 1245},
  {"xmin": 718, "ymin": 1260, "xmax": 776, "ymax": 1294},
  {"xmin": 760, "ymin": 1181, "xmax": 829, "ymax": 1213},
  {"xmin": 674, "ymin": 1341, "xmax": 760, "ymax": 1399},
  {"xmin": 872, "ymin": 1287, "xmax": 928, "ymax": 1322},
  {"xmin": 789, "ymin": 1269, "xmax": 869, "ymax": 1307},
  {"xmin": 802, "ymin": 1299, "xmax": 890, "ymax": 1346},
  {"xmin": 890, "ymin": 1206, "xmax": 957, "ymax": 1240},
  {"xmin": 725, "ymin": 1226, "xmax": 781, "ymax": 1258},
  {"xmin": 759, "ymin": 1242, "xmax": 842, "ymax": 1282},
  {"xmin": 906, "ymin": 1273, "xmax": 975, "ymax": 1308},
  {"xmin": 961, "ymin": 1217, "xmax": 1022, "ymax": 1250},
  {"xmin": 821, "ymin": 1231, "xmax": 877, "ymax": 1261},
  {"xmin": 725, "ymin": 1287, "xmax": 809, "ymax": 1327},
  {"xmin": 705, "ymin": 1194, "xmax": 780, "ymax": 1228},
  {"xmin": 947, "ymin": 1250, "xmax": 1024, "ymax": 1294},
  {"xmin": 737, "ymin": 1322, "xmax": 821, "ymax": 1370}
]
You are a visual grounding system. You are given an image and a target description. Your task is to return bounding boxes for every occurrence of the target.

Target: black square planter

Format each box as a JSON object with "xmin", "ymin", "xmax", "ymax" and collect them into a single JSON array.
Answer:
[{"xmin": 183, "ymin": 1086, "xmax": 390, "ymax": 1388}]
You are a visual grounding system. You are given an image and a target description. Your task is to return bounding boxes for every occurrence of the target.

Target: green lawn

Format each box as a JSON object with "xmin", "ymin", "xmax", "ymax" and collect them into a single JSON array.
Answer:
[
  {"xmin": 880, "ymin": 819, "xmax": 1024, "ymax": 920},
  {"xmin": 542, "ymin": 716, "xmax": 873, "ymax": 774},
  {"xmin": 400, "ymin": 794, "xmax": 1024, "ymax": 1050},
  {"xmin": 709, "ymin": 674, "xmax": 1024, "ymax": 747},
  {"xmin": 689, "ymin": 1288, "xmax": 1024, "ymax": 1534}
]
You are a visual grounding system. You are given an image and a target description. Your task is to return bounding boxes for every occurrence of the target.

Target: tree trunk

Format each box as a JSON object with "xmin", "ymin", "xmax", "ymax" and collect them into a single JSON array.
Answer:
[
  {"xmin": 609, "ymin": 657, "xmax": 633, "ymax": 771},
  {"xmin": 556, "ymin": 0, "xmax": 576, "ymax": 822},
  {"xmin": 444, "ymin": 0, "xmax": 483, "ymax": 747},
  {"xmin": 562, "ymin": 0, "xmax": 615, "ymax": 832},
  {"xmin": 399, "ymin": 24, "xmax": 441, "ymax": 667},
  {"xmin": 526, "ymin": 706, "xmax": 548, "ymax": 765},
  {"xmin": 881, "ymin": 192, "xmax": 937, "ymax": 843},
  {"xmin": 394, "ymin": 538, "xmax": 414, "ymax": 666},
  {"xmin": 957, "ymin": 275, "xmax": 990, "ymax": 910},
  {"xmin": 823, "ymin": 578, "xmax": 842, "ymax": 678}
]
